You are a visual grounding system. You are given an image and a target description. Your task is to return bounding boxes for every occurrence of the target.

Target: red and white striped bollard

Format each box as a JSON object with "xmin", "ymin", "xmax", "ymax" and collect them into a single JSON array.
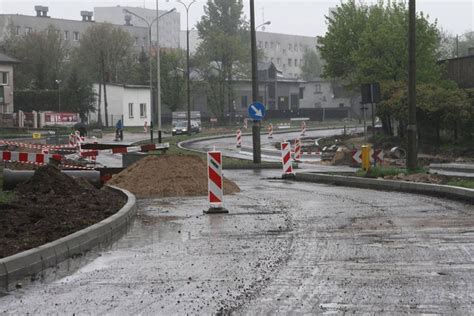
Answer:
[
  {"xmin": 300, "ymin": 121, "xmax": 306, "ymax": 136},
  {"xmin": 243, "ymin": 118, "xmax": 248, "ymax": 129},
  {"xmin": 268, "ymin": 123, "xmax": 273, "ymax": 139},
  {"xmin": 205, "ymin": 150, "xmax": 228, "ymax": 214},
  {"xmin": 281, "ymin": 141, "xmax": 295, "ymax": 177},
  {"xmin": 294, "ymin": 138, "xmax": 302, "ymax": 162},
  {"xmin": 236, "ymin": 129, "xmax": 242, "ymax": 148}
]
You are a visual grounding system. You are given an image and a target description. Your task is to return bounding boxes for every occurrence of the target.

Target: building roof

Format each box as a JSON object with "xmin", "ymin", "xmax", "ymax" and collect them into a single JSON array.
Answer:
[{"xmin": 0, "ymin": 52, "xmax": 19, "ymax": 64}]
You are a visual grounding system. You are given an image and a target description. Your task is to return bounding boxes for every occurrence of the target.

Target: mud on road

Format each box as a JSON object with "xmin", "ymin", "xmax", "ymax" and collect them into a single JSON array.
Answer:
[{"xmin": 1, "ymin": 169, "xmax": 473, "ymax": 314}]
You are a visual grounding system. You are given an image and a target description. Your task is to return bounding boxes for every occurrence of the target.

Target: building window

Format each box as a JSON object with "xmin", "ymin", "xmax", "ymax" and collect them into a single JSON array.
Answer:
[
  {"xmin": 264, "ymin": 41, "xmax": 268, "ymax": 49},
  {"xmin": 0, "ymin": 72, "xmax": 9, "ymax": 85},
  {"xmin": 314, "ymin": 84, "xmax": 322, "ymax": 94},
  {"xmin": 128, "ymin": 103, "xmax": 134, "ymax": 118},
  {"xmin": 288, "ymin": 43, "xmax": 292, "ymax": 51},
  {"xmin": 241, "ymin": 95, "xmax": 248, "ymax": 108},
  {"xmin": 64, "ymin": 31, "xmax": 69, "ymax": 40},
  {"xmin": 14, "ymin": 26, "xmax": 21, "ymax": 36},
  {"xmin": 294, "ymin": 43, "xmax": 298, "ymax": 52},
  {"xmin": 299, "ymin": 87, "xmax": 304, "ymax": 99},
  {"xmin": 73, "ymin": 31, "xmax": 79, "ymax": 41},
  {"xmin": 276, "ymin": 42, "xmax": 280, "ymax": 50},
  {"xmin": 140, "ymin": 103, "xmax": 147, "ymax": 118},
  {"xmin": 25, "ymin": 27, "xmax": 32, "ymax": 35},
  {"xmin": 288, "ymin": 58, "xmax": 292, "ymax": 66},
  {"xmin": 276, "ymin": 58, "xmax": 281, "ymax": 65},
  {"xmin": 258, "ymin": 41, "xmax": 262, "ymax": 48},
  {"xmin": 270, "ymin": 42, "xmax": 274, "ymax": 49},
  {"xmin": 134, "ymin": 37, "xmax": 139, "ymax": 46},
  {"xmin": 295, "ymin": 59, "xmax": 298, "ymax": 66}
]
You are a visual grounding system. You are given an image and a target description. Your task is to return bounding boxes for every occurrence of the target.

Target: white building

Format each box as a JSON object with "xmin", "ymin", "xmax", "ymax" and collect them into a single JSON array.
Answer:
[
  {"xmin": 94, "ymin": 6, "xmax": 181, "ymax": 49},
  {"xmin": 0, "ymin": 53, "xmax": 18, "ymax": 114},
  {"xmin": 180, "ymin": 30, "xmax": 317, "ymax": 79},
  {"xmin": 91, "ymin": 84, "xmax": 151, "ymax": 127}
]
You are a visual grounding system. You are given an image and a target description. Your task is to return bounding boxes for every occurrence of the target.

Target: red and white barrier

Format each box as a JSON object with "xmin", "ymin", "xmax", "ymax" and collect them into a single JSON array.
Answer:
[
  {"xmin": 144, "ymin": 121, "xmax": 148, "ymax": 133},
  {"xmin": 0, "ymin": 140, "xmax": 76, "ymax": 151},
  {"xmin": 236, "ymin": 129, "xmax": 242, "ymax": 148},
  {"xmin": 75, "ymin": 143, "xmax": 170, "ymax": 158},
  {"xmin": 268, "ymin": 123, "xmax": 273, "ymax": 139},
  {"xmin": 206, "ymin": 150, "xmax": 228, "ymax": 214},
  {"xmin": 1, "ymin": 151, "xmax": 62, "ymax": 164},
  {"xmin": 280, "ymin": 142, "xmax": 294, "ymax": 176},
  {"xmin": 300, "ymin": 121, "xmax": 306, "ymax": 136},
  {"xmin": 243, "ymin": 118, "xmax": 248, "ymax": 129},
  {"xmin": 293, "ymin": 139, "xmax": 302, "ymax": 162}
]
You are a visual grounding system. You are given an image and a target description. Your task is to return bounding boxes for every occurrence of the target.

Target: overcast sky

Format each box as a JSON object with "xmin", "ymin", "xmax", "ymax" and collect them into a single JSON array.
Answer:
[{"xmin": 1, "ymin": 0, "xmax": 473, "ymax": 37}]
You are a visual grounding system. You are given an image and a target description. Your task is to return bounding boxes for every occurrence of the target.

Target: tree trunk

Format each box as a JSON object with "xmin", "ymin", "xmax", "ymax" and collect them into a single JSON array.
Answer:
[{"xmin": 97, "ymin": 82, "xmax": 103, "ymax": 126}]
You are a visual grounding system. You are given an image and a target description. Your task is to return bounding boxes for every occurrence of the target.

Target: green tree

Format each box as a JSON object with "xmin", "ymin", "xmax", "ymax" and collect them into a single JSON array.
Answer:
[
  {"xmin": 195, "ymin": 0, "xmax": 250, "ymax": 117},
  {"xmin": 75, "ymin": 23, "xmax": 133, "ymax": 126},
  {"xmin": 301, "ymin": 48, "xmax": 322, "ymax": 80},
  {"xmin": 318, "ymin": 0, "xmax": 440, "ymax": 86},
  {"xmin": 61, "ymin": 64, "xmax": 96, "ymax": 121},
  {"xmin": 159, "ymin": 49, "xmax": 186, "ymax": 112},
  {"xmin": 1, "ymin": 25, "xmax": 67, "ymax": 90}
]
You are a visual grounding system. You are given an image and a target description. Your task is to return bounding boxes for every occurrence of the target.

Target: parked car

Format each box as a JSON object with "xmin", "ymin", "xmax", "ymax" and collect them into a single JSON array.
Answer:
[{"xmin": 172, "ymin": 120, "xmax": 201, "ymax": 136}]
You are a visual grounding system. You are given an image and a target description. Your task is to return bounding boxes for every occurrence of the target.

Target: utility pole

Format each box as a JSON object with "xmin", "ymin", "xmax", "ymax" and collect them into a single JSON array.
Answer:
[
  {"xmin": 407, "ymin": 0, "xmax": 417, "ymax": 171},
  {"xmin": 250, "ymin": 0, "xmax": 261, "ymax": 163}
]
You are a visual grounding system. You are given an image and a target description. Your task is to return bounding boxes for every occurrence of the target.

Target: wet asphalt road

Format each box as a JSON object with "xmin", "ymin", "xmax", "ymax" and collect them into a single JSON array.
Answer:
[{"xmin": 1, "ymin": 169, "xmax": 473, "ymax": 314}]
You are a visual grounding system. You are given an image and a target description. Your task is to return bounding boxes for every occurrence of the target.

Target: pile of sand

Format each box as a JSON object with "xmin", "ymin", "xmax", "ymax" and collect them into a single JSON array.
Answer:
[{"xmin": 108, "ymin": 155, "xmax": 240, "ymax": 198}]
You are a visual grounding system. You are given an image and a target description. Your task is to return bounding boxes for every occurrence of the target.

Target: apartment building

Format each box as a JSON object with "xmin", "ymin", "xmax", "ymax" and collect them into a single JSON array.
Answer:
[{"xmin": 180, "ymin": 30, "xmax": 317, "ymax": 79}]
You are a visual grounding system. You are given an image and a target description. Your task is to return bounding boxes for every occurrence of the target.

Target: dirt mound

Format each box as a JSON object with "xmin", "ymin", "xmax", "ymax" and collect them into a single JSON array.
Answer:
[
  {"xmin": 108, "ymin": 155, "xmax": 240, "ymax": 198},
  {"xmin": 0, "ymin": 165, "xmax": 126, "ymax": 258}
]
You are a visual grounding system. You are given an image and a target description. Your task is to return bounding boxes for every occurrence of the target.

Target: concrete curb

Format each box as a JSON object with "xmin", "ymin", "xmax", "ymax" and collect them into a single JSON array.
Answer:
[
  {"xmin": 294, "ymin": 172, "xmax": 474, "ymax": 204},
  {"xmin": 0, "ymin": 186, "xmax": 137, "ymax": 292}
]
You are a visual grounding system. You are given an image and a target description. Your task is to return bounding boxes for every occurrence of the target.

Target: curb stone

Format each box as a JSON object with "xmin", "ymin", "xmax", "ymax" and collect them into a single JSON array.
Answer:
[
  {"xmin": 0, "ymin": 186, "xmax": 137, "ymax": 292},
  {"xmin": 294, "ymin": 172, "xmax": 474, "ymax": 204}
]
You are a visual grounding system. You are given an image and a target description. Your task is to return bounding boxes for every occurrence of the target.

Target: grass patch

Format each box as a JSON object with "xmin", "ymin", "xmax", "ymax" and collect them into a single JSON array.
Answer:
[
  {"xmin": 355, "ymin": 166, "xmax": 427, "ymax": 178},
  {"xmin": 447, "ymin": 179, "xmax": 474, "ymax": 189}
]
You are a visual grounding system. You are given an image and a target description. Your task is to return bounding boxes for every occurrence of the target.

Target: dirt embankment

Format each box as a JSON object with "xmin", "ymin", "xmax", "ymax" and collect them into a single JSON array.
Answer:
[
  {"xmin": 108, "ymin": 155, "xmax": 240, "ymax": 198},
  {"xmin": 0, "ymin": 165, "xmax": 126, "ymax": 258}
]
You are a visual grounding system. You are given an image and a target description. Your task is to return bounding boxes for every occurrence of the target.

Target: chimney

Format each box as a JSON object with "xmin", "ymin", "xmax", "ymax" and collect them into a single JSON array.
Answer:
[
  {"xmin": 468, "ymin": 47, "xmax": 474, "ymax": 56},
  {"xmin": 80, "ymin": 11, "xmax": 93, "ymax": 22},
  {"xmin": 124, "ymin": 15, "xmax": 132, "ymax": 26},
  {"xmin": 34, "ymin": 5, "xmax": 49, "ymax": 17}
]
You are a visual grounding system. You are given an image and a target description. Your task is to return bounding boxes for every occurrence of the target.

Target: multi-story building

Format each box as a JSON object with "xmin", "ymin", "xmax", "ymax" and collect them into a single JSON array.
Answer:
[
  {"xmin": 0, "ymin": 53, "xmax": 18, "ymax": 114},
  {"xmin": 0, "ymin": 5, "xmax": 178, "ymax": 51},
  {"xmin": 180, "ymin": 30, "xmax": 317, "ymax": 79},
  {"xmin": 94, "ymin": 6, "xmax": 180, "ymax": 49}
]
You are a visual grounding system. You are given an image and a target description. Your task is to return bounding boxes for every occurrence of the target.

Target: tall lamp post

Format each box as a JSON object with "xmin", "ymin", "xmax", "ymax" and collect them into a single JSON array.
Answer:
[
  {"xmin": 177, "ymin": 0, "xmax": 196, "ymax": 136},
  {"xmin": 123, "ymin": 7, "xmax": 176, "ymax": 142},
  {"xmin": 256, "ymin": 21, "xmax": 271, "ymax": 31},
  {"xmin": 250, "ymin": 0, "xmax": 261, "ymax": 163},
  {"xmin": 55, "ymin": 79, "xmax": 61, "ymax": 114},
  {"xmin": 407, "ymin": 0, "xmax": 417, "ymax": 171}
]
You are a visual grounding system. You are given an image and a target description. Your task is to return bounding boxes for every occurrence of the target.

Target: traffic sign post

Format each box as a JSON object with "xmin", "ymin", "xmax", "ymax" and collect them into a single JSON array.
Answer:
[
  {"xmin": 248, "ymin": 102, "xmax": 266, "ymax": 121},
  {"xmin": 248, "ymin": 102, "xmax": 266, "ymax": 164}
]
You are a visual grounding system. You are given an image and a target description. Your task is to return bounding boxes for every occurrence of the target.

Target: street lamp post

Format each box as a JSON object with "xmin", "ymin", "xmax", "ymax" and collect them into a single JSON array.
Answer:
[
  {"xmin": 177, "ymin": 0, "xmax": 196, "ymax": 136},
  {"xmin": 250, "ymin": 0, "xmax": 261, "ymax": 163},
  {"xmin": 256, "ymin": 21, "xmax": 271, "ymax": 31},
  {"xmin": 55, "ymin": 79, "xmax": 61, "ymax": 114},
  {"xmin": 123, "ymin": 7, "xmax": 176, "ymax": 142}
]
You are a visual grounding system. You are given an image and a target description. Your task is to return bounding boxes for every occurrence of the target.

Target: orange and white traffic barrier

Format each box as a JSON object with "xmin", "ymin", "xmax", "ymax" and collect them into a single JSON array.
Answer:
[
  {"xmin": 205, "ymin": 150, "xmax": 228, "ymax": 214},
  {"xmin": 300, "ymin": 121, "xmax": 306, "ymax": 136},
  {"xmin": 280, "ymin": 142, "xmax": 294, "ymax": 177},
  {"xmin": 268, "ymin": 123, "xmax": 273, "ymax": 139},
  {"xmin": 236, "ymin": 129, "xmax": 242, "ymax": 148},
  {"xmin": 294, "ymin": 138, "xmax": 302, "ymax": 162},
  {"xmin": 0, "ymin": 140, "xmax": 76, "ymax": 151},
  {"xmin": 144, "ymin": 121, "xmax": 148, "ymax": 133}
]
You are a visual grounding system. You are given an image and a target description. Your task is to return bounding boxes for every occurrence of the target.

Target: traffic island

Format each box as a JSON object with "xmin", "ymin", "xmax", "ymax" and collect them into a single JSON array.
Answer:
[{"xmin": 294, "ymin": 172, "xmax": 474, "ymax": 204}]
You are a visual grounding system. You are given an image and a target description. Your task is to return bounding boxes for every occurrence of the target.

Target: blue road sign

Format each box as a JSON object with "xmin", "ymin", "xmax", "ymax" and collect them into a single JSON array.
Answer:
[{"xmin": 248, "ymin": 102, "xmax": 266, "ymax": 121}]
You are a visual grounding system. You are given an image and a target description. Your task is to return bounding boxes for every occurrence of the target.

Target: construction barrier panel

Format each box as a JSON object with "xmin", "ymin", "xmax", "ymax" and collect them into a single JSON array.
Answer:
[
  {"xmin": 205, "ymin": 150, "xmax": 228, "ymax": 214},
  {"xmin": 236, "ymin": 129, "xmax": 242, "ymax": 148},
  {"xmin": 281, "ymin": 142, "xmax": 294, "ymax": 176},
  {"xmin": 300, "ymin": 121, "xmax": 306, "ymax": 136},
  {"xmin": 268, "ymin": 123, "xmax": 273, "ymax": 139}
]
